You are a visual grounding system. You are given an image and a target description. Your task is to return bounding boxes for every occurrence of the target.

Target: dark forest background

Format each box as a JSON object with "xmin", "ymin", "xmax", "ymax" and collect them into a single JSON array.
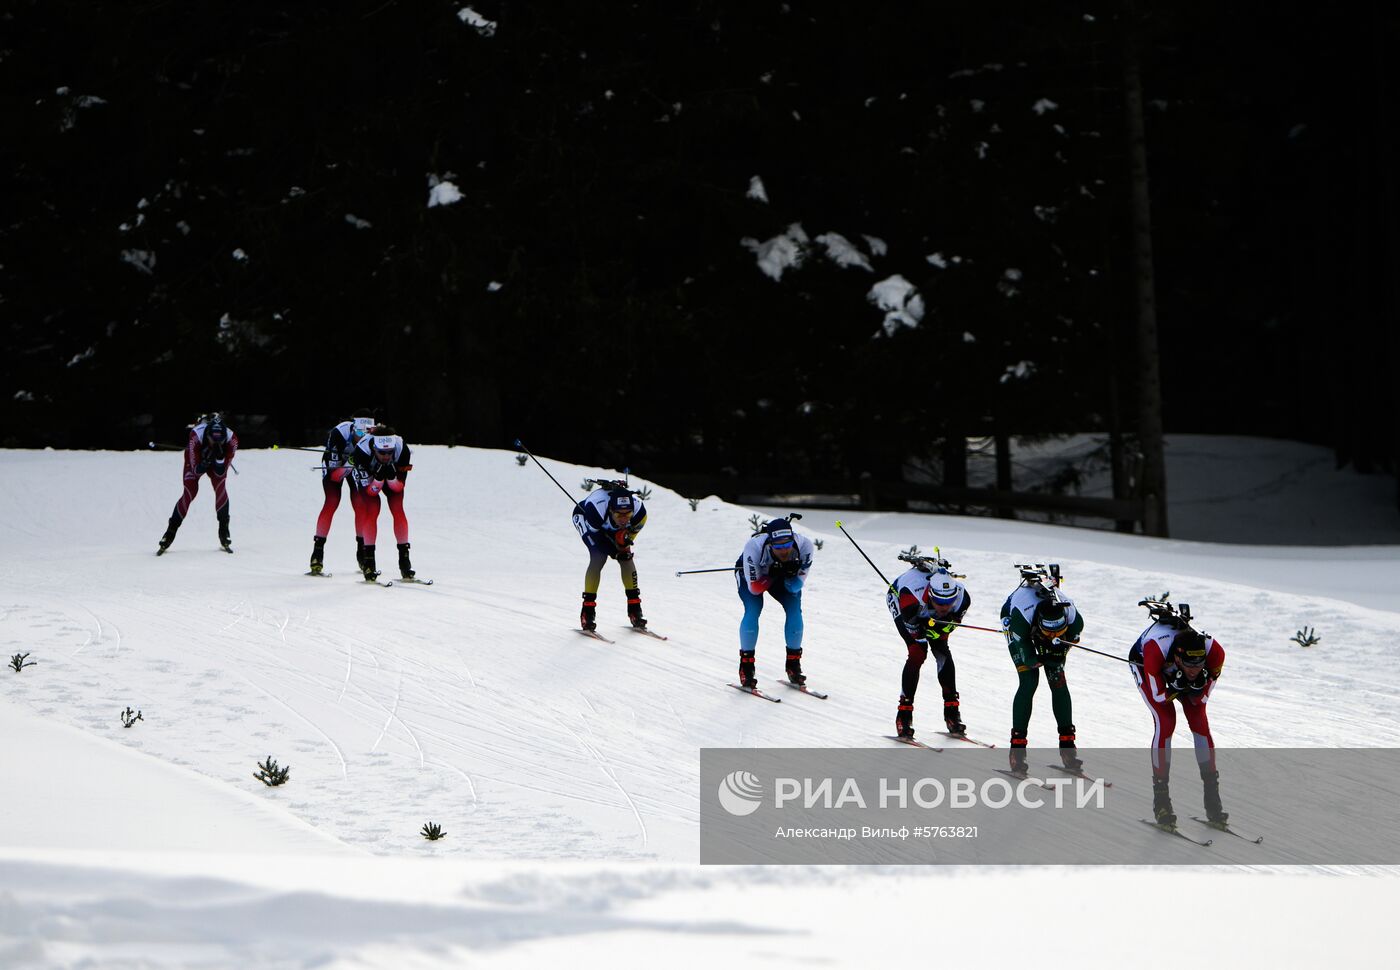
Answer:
[{"xmin": 3, "ymin": 2, "xmax": 1397, "ymax": 522}]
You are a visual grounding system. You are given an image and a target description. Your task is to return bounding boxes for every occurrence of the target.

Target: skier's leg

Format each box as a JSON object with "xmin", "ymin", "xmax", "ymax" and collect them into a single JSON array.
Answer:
[
  {"xmin": 1045, "ymin": 663, "xmax": 1078, "ymax": 766},
  {"xmin": 386, "ymin": 481, "xmax": 409, "ymax": 544},
  {"xmin": 579, "ymin": 535, "xmax": 609, "ymax": 629},
  {"xmin": 929, "ymin": 643, "xmax": 964, "ymax": 732},
  {"xmin": 1182, "ymin": 701, "xmax": 1226, "ymax": 822},
  {"xmin": 359, "ymin": 482, "xmax": 382, "ymax": 576},
  {"xmin": 1181, "ymin": 700, "xmax": 1215, "ymax": 772},
  {"xmin": 894, "ymin": 620, "xmax": 926, "ymax": 737},
  {"xmin": 735, "ymin": 572, "xmax": 763, "ymax": 687},
  {"xmin": 211, "ymin": 471, "xmax": 230, "ymax": 547},
  {"xmin": 769, "ymin": 585, "xmax": 804, "ymax": 649},
  {"xmin": 315, "ymin": 469, "xmax": 345, "ymax": 538},
  {"xmin": 171, "ymin": 473, "xmax": 200, "ymax": 523},
  {"xmin": 1131, "ymin": 650, "xmax": 1177, "ymax": 781},
  {"xmin": 1006, "ymin": 616, "xmax": 1040, "ymax": 766},
  {"xmin": 160, "ymin": 472, "xmax": 200, "ymax": 548},
  {"xmin": 618, "ymin": 554, "xmax": 645, "ymax": 627}
]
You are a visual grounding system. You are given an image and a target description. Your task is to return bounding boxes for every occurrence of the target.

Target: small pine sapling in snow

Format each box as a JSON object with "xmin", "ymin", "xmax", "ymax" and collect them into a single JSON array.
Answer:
[
  {"xmin": 687, "ymin": 498, "xmax": 699, "ymax": 511},
  {"xmin": 120, "ymin": 706, "xmax": 143, "ymax": 728},
  {"xmin": 421, "ymin": 821, "xmax": 446, "ymax": 841},
  {"xmin": 748, "ymin": 513, "xmax": 763, "ymax": 532},
  {"xmin": 1144, "ymin": 590, "xmax": 1171, "ymax": 604},
  {"xmin": 1291, "ymin": 626, "xmax": 1321, "ymax": 648},
  {"xmin": 635, "ymin": 486, "xmax": 652, "ymax": 501},
  {"xmin": 580, "ymin": 478, "xmax": 597, "ymax": 492},
  {"xmin": 253, "ymin": 755, "xmax": 291, "ymax": 786},
  {"xmin": 813, "ymin": 538, "xmax": 824, "ymax": 551},
  {"xmin": 9, "ymin": 652, "xmax": 35, "ymax": 672},
  {"xmin": 900, "ymin": 544, "xmax": 921, "ymax": 558},
  {"xmin": 515, "ymin": 454, "xmax": 528, "ymax": 466}
]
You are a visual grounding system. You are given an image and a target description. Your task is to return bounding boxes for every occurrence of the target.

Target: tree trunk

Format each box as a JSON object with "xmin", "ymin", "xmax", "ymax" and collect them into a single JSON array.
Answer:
[
  {"xmin": 994, "ymin": 433, "xmax": 1014, "ymax": 519},
  {"xmin": 1122, "ymin": 11, "xmax": 1169, "ymax": 537}
]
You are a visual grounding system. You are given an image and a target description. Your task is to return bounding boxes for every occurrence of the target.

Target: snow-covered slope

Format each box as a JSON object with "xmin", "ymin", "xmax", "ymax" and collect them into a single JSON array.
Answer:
[{"xmin": 1, "ymin": 446, "xmax": 1396, "ymax": 968}]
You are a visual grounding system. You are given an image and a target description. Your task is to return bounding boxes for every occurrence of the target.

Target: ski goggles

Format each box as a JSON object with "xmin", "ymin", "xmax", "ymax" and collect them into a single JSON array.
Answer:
[{"xmin": 769, "ymin": 534, "xmax": 797, "ymax": 559}]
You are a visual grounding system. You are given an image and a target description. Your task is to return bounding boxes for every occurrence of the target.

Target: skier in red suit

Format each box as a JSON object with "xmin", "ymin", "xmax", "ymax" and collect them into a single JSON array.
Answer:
[
  {"xmin": 348, "ymin": 428, "xmax": 414, "ymax": 581},
  {"xmin": 1130, "ymin": 615, "xmax": 1228, "ymax": 826},
  {"xmin": 158, "ymin": 413, "xmax": 238, "ymax": 554},
  {"xmin": 308, "ymin": 410, "xmax": 376, "ymax": 575}
]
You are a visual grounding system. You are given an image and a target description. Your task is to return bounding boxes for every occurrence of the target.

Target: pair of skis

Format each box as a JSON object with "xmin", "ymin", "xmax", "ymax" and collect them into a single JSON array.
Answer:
[
  {"xmin": 305, "ymin": 571, "xmax": 435, "ymax": 588},
  {"xmin": 727, "ymin": 680, "xmax": 829, "ymax": 703},
  {"xmin": 888, "ymin": 731, "xmax": 997, "ymax": 750},
  {"xmin": 577, "ymin": 626, "xmax": 669, "ymax": 644},
  {"xmin": 155, "ymin": 544, "xmax": 232, "ymax": 556}
]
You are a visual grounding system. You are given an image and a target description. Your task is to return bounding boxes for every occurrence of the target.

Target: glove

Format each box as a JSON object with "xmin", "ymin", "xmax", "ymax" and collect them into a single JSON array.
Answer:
[
  {"xmin": 1035, "ymin": 632, "xmax": 1071, "ymax": 660},
  {"xmin": 1165, "ymin": 665, "xmax": 1207, "ymax": 696},
  {"xmin": 616, "ymin": 548, "xmax": 634, "ymax": 562},
  {"xmin": 371, "ymin": 461, "xmax": 394, "ymax": 482},
  {"xmin": 783, "ymin": 575, "xmax": 804, "ymax": 593},
  {"xmin": 208, "ymin": 463, "xmax": 227, "ymax": 477},
  {"xmin": 925, "ymin": 618, "xmax": 956, "ymax": 641},
  {"xmin": 772, "ymin": 559, "xmax": 800, "ymax": 579},
  {"xmin": 195, "ymin": 462, "xmax": 208, "ymax": 475}
]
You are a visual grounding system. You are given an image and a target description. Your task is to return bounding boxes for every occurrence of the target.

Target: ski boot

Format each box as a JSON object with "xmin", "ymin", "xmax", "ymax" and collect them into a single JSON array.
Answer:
[
  {"xmin": 624, "ymin": 586, "xmax": 647, "ymax": 629},
  {"xmin": 1058, "ymin": 724, "xmax": 1083, "ymax": 773},
  {"xmin": 739, "ymin": 651, "xmax": 757, "ymax": 689},
  {"xmin": 1152, "ymin": 777, "xmax": 1177, "ymax": 827},
  {"xmin": 943, "ymin": 693, "xmax": 965, "ymax": 736},
  {"xmin": 361, "ymin": 545, "xmax": 379, "ymax": 581},
  {"xmin": 310, "ymin": 536, "xmax": 326, "ymax": 575},
  {"xmin": 1008, "ymin": 729, "xmax": 1029, "ymax": 777},
  {"xmin": 895, "ymin": 696, "xmax": 915, "ymax": 740},
  {"xmin": 356, "ymin": 536, "xmax": 367, "ymax": 571},
  {"xmin": 785, "ymin": 650, "xmax": 806, "ymax": 686},
  {"xmin": 397, "ymin": 542, "xmax": 415, "ymax": 580},
  {"xmin": 217, "ymin": 510, "xmax": 232, "ymax": 552},
  {"xmin": 580, "ymin": 593, "xmax": 598, "ymax": 631},
  {"xmin": 1201, "ymin": 768, "xmax": 1229, "ymax": 826},
  {"xmin": 157, "ymin": 515, "xmax": 180, "ymax": 555}
]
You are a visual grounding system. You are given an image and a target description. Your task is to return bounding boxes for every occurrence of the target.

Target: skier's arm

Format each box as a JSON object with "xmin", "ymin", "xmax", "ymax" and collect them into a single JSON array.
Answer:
[
  {"xmin": 743, "ymin": 543, "xmax": 769, "ymax": 594},
  {"xmin": 1194, "ymin": 639, "xmax": 1226, "ymax": 703},
  {"xmin": 1207, "ymin": 639, "xmax": 1225, "ymax": 681},
  {"xmin": 1142, "ymin": 641, "xmax": 1171, "ymax": 702},
  {"xmin": 626, "ymin": 505, "xmax": 647, "ymax": 541},
  {"xmin": 396, "ymin": 442, "xmax": 413, "ymax": 482},
  {"xmin": 896, "ymin": 590, "xmax": 926, "ymax": 639},
  {"xmin": 1064, "ymin": 608, "xmax": 1084, "ymax": 642},
  {"xmin": 185, "ymin": 430, "xmax": 201, "ymax": 474},
  {"xmin": 1005, "ymin": 608, "xmax": 1033, "ymax": 646},
  {"xmin": 225, "ymin": 430, "xmax": 238, "ymax": 464}
]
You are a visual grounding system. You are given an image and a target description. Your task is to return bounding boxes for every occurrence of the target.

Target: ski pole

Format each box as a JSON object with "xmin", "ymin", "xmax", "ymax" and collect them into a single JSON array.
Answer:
[
  {"xmin": 1061, "ymin": 639, "xmax": 1142, "ymax": 666},
  {"xmin": 514, "ymin": 439, "xmax": 581, "ymax": 508},
  {"xmin": 275, "ymin": 445, "xmax": 329, "ymax": 453},
  {"xmin": 835, "ymin": 520, "xmax": 894, "ymax": 589},
  {"xmin": 147, "ymin": 441, "xmax": 184, "ymax": 451},
  {"xmin": 675, "ymin": 567, "xmax": 737, "ymax": 577}
]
